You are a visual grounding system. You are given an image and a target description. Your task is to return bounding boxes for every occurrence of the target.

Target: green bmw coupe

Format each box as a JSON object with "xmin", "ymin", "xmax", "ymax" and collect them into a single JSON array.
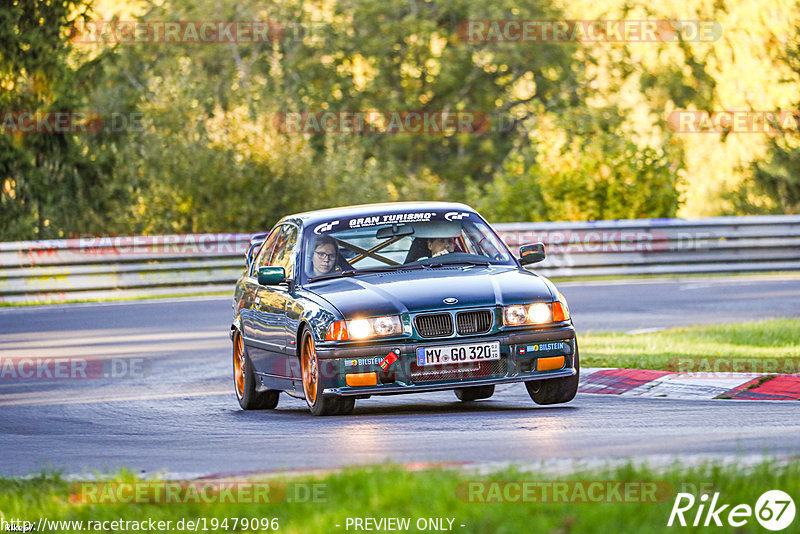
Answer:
[{"xmin": 231, "ymin": 202, "xmax": 578, "ymax": 415}]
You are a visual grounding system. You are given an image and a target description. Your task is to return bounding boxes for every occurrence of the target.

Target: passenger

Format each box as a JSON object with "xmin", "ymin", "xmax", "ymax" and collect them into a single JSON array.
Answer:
[{"xmin": 309, "ymin": 235, "xmax": 339, "ymax": 277}]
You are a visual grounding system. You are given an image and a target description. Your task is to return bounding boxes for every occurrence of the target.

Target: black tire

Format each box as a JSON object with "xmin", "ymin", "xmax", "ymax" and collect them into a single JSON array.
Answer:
[
  {"xmin": 454, "ymin": 385, "xmax": 495, "ymax": 402},
  {"xmin": 301, "ymin": 330, "xmax": 356, "ymax": 416},
  {"xmin": 233, "ymin": 329, "xmax": 280, "ymax": 410},
  {"xmin": 525, "ymin": 347, "xmax": 580, "ymax": 405}
]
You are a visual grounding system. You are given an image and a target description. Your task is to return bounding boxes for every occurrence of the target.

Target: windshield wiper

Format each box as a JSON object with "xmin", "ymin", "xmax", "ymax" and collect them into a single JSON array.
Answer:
[
  {"xmin": 348, "ymin": 265, "xmax": 426, "ymax": 276},
  {"xmin": 308, "ymin": 270, "xmax": 355, "ymax": 282},
  {"xmin": 310, "ymin": 263, "xmax": 456, "ymax": 281},
  {"xmin": 424, "ymin": 260, "xmax": 491, "ymax": 268},
  {"xmin": 309, "ymin": 267, "xmax": 418, "ymax": 281}
]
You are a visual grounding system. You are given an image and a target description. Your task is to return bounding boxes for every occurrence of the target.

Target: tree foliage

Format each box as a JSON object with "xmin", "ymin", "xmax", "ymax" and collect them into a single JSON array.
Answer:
[
  {"xmin": 0, "ymin": 0, "xmax": 113, "ymax": 239},
  {"xmin": 3, "ymin": 0, "xmax": 768, "ymax": 241},
  {"xmin": 751, "ymin": 25, "xmax": 800, "ymax": 214}
]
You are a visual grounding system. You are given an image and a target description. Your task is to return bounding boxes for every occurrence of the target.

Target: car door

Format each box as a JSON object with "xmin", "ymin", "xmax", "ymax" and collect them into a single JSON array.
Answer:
[
  {"xmin": 275, "ymin": 225, "xmax": 304, "ymax": 383},
  {"xmin": 240, "ymin": 227, "xmax": 280, "ymax": 342},
  {"xmin": 251, "ymin": 224, "xmax": 299, "ymax": 380}
]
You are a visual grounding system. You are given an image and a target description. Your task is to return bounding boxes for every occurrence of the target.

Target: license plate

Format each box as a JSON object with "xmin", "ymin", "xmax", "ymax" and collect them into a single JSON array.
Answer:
[{"xmin": 416, "ymin": 341, "xmax": 500, "ymax": 366}]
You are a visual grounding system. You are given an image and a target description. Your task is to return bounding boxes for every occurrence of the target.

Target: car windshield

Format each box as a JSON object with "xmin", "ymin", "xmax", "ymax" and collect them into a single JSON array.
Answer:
[{"xmin": 303, "ymin": 210, "xmax": 515, "ymax": 281}]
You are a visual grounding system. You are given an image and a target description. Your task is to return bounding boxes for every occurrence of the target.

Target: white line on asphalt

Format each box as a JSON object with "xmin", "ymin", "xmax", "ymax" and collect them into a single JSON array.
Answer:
[
  {"xmin": 0, "ymin": 388, "xmax": 231, "ymax": 407},
  {"xmin": 0, "ymin": 295, "xmax": 231, "ymax": 313},
  {"xmin": 0, "ymin": 331, "xmax": 226, "ymax": 349},
  {"xmin": 0, "ymin": 339, "xmax": 228, "ymax": 359}
]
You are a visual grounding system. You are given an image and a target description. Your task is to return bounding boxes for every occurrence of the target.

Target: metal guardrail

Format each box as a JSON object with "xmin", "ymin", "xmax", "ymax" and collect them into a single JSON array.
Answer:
[
  {"xmin": 1, "ymin": 216, "xmax": 799, "ymax": 303},
  {"xmin": 0, "ymin": 234, "xmax": 251, "ymax": 303},
  {"xmin": 494, "ymin": 214, "xmax": 800, "ymax": 277}
]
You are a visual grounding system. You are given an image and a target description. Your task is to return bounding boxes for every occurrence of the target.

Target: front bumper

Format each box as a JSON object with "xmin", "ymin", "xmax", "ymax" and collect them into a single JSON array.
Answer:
[
  {"xmin": 323, "ymin": 368, "xmax": 577, "ymax": 396},
  {"xmin": 315, "ymin": 325, "xmax": 577, "ymax": 397}
]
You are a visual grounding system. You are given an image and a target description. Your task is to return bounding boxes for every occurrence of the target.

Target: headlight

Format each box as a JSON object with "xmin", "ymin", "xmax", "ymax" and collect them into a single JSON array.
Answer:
[
  {"xmin": 527, "ymin": 303, "xmax": 552, "ymax": 323},
  {"xmin": 503, "ymin": 305, "xmax": 528, "ymax": 325},
  {"xmin": 325, "ymin": 316, "xmax": 404, "ymax": 340},
  {"xmin": 372, "ymin": 316, "xmax": 401, "ymax": 336},
  {"xmin": 503, "ymin": 301, "xmax": 569, "ymax": 326},
  {"xmin": 348, "ymin": 316, "xmax": 403, "ymax": 339},
  {"xmin": 348, "ymin": 319, "xmax": 372, "ymax": 339}
]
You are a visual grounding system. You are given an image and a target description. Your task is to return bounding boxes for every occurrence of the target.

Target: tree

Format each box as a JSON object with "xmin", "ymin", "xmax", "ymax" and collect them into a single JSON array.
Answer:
[
  {"xmin": 0, "ymin": 0, "xmax": 118, "ymax": 239},
  {"xmin": 751, "ymin": 25, "xmax": 800, "ymax": 214},
  {"xmin": 475, "ymin": 106, "xmax": 682, "ymax": 221},
  {"xmin": 88, "ymin": 0, "xmax": 585, "ymax": 232}
]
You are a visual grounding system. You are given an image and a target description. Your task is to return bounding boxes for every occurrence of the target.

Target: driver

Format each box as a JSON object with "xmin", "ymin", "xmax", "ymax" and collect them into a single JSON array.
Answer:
[
  {"xmin": 309, "ymin": 235, "xmax": 339, "ymax": 277},
  {"xmin": 427, "ymin": 237, "xmax": 455, "ymax": 257}
]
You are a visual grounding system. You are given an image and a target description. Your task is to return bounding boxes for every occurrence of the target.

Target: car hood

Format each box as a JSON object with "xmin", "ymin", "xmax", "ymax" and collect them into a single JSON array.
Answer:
[{"xmin": 308, "ymin": 266, "xmax": 556, "ymax": 318}]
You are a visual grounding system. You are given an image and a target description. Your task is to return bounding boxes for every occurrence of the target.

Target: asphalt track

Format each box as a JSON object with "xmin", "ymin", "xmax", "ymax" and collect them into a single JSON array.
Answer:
[{"xmin": 1, "ymin": 277, "xmax": 799, "ymax": 477}]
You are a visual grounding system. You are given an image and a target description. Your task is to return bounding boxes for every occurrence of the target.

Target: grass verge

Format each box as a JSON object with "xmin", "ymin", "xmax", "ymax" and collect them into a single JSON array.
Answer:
[
  {"xmin": 580, "ymin": 318, "xmax": 800, "ymax": 372},
  {"xmin": 0, "ymin": 461, "xmax": 797, "ymax": 533}
]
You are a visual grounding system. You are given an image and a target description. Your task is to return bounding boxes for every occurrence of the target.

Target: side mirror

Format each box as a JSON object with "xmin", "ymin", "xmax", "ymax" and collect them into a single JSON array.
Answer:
[
  {"xmin": 258, "ymin": 266, "xmax": 286, "ymax": 286},
  {"xmin": 518, "ymin": 242, "xmax": 546, "ymax": 265}
]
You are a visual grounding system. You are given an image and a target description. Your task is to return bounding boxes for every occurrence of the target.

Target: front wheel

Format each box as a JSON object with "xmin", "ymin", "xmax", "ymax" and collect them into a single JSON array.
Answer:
[
  {"xmin": 300, "ymin": 330, "xmax": 355, "ymax": 416},
  {"xmin": 233, "ymin": 329, "xmax": 279, "ymax": 410},
  {"xmin": 525, "ymin": 348, "xmax": 580, "ymax": 405}
]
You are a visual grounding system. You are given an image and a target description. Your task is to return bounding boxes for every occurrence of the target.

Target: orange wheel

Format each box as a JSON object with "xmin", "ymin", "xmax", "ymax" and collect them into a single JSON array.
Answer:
[
  {"xmin": 300, "ymin": 330, "xmax": 355, "ymax": 416},
  {"xmin": 301, "ymin": 332, "xmax": 319, "ymax": 406},
  {"xmin": 234, "ymin": 331, "xmax": 246, "ymax": 399},
  {"xmin": 232, "ymin": 328, "xmax": 280, "ymax": 410}
]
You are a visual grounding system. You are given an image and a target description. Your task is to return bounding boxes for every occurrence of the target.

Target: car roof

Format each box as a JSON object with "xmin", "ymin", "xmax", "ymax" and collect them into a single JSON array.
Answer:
[{"xmin": 277, "ymin": 201, "xmax": 477, "ymax": 228}]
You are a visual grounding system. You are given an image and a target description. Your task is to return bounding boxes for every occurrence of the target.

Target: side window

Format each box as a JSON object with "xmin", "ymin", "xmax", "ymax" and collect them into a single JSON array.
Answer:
[
  {"xmin": 271, "ymin": 225, "xmax": 299, "ymax": 279},
  {"xmin": 251, "ymin": 227, "xmax": 281, "ymax": 276}
]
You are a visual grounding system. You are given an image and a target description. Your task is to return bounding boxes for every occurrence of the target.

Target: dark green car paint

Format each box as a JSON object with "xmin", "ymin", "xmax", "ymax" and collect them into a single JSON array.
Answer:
[{"xmin": 231, "ymin": 202, "xmax": 577, "ymax": 402}]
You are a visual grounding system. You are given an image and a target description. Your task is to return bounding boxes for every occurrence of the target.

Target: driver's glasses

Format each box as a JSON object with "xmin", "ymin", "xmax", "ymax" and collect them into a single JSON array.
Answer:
[{"xmin": 314, "ymin": 250, "xmax": 336, "ymax": 261}]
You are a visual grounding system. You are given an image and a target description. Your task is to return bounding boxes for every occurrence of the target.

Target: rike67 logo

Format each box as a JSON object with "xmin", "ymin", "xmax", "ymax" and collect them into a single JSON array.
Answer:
[{"xmin": 668, "ymin": 490, "xmax": 795, "ymax": 531}]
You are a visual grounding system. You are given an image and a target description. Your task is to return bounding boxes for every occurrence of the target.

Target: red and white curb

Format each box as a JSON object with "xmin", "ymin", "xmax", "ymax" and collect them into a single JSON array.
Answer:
[{"xmin": 579, "ymin": 368, "xmax": 800, "ymax": 400}]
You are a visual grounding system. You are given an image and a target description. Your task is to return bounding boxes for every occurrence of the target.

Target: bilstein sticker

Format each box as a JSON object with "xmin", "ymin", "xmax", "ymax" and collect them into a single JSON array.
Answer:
[
  {"xmin": 344, "ymin": 357, "xmax": 383, "ymax": 367},
  {"xmin": 526, "ymin": 342, "xmax": 565, "ymax": 353}
]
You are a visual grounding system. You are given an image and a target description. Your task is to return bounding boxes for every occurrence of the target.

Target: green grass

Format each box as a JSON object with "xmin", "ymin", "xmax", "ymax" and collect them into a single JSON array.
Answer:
[
  {"xmin": 1, "ymin": 461, "xmax": 798, "ymax": 533},
  {"xmin": 580, "ymin": 319, "xmax": 800, "ymax": 371}
]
